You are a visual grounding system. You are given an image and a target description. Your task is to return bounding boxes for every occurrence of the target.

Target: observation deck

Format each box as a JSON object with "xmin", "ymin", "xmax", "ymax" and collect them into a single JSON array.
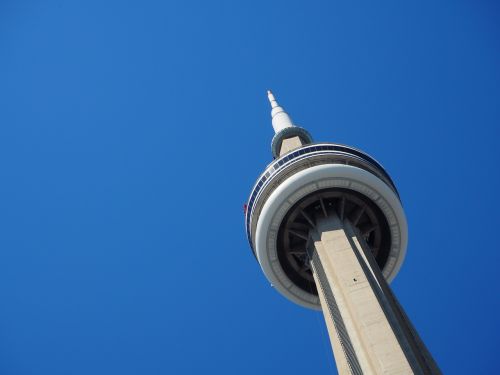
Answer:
[{"xmin": 245, "ymin": 142, "xmax": 407, "ymax": 309}]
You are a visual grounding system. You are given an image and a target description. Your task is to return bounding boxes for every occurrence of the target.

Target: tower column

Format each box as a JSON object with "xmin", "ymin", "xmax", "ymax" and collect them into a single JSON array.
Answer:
[
  {"xmin": 307, "ymin": 215, "xmax": 439, "ymax": 375},
  {"xmin": 278, "ymin": 136, "xmax": 303, "ymax": 156}
]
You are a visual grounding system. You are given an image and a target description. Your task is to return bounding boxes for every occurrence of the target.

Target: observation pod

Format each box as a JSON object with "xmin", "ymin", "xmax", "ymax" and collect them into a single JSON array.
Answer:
[{"xmin": 245, "ymin": 95, "xmax": 407, "ymax": 310}]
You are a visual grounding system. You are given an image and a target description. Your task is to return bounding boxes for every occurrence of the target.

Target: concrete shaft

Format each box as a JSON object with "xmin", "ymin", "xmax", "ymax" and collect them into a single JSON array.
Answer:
[
  {"xmin": 279, "ymin": 135, "xmax": 303, "ymax": 156},
  {"xmin": 308, "ymin": 215, "xmax": 441, "ymax": 375}
]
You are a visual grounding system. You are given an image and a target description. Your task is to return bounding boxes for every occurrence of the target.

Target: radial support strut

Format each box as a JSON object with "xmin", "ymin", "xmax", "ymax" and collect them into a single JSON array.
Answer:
[{"xmin": 307, "ymin": 214, "xmax": 441, "ymax": 375}]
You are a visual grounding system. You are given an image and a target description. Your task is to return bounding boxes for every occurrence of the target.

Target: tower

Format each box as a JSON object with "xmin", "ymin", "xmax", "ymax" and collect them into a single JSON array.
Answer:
[{"xmin": 245, "ymin": 91, "xmax": 441, "ymax": 374}]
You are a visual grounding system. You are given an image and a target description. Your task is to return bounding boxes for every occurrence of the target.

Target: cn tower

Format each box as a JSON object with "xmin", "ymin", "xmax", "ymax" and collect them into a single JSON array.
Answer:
[{"xmin": 245, "ymin": 91, "xmax": 441, "ymax": 374}]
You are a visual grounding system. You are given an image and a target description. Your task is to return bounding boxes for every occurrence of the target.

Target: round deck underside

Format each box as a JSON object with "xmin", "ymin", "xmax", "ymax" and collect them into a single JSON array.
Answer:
[{"xmin": 254, "ymin": 164, "xmax": 407, "ymax": 309}]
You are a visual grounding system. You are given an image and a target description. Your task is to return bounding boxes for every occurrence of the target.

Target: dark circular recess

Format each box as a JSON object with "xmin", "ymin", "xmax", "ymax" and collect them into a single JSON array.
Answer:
[{"xmin": 276, "ymin": 188, "xmax": 391, "ymax": 296}]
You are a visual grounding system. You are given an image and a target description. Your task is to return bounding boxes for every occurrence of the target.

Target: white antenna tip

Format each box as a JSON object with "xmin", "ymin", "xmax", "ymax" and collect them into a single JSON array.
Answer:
[{"xmin": 267, "ymin": 90, "xmax": 278, "ymax": 108}]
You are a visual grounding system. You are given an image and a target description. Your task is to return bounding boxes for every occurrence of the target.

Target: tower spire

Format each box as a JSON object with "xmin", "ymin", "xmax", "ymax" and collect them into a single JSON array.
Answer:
[
  {"xmin": 267, "ymin": 90, "xmax": 313, "ymax": 158},
  {"xmin": 267, "ymin": 90, "xmax": 294, "ymax": 133},
  {"xmin": 267, "ymin": 90, "xmax": 279, "ymax": 109}
]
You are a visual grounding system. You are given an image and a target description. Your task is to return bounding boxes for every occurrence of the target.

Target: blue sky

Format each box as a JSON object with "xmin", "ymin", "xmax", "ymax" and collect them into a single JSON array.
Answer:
[{"xmin": 0, "ymin": 1, "xmax": 499, "ymax": 374}]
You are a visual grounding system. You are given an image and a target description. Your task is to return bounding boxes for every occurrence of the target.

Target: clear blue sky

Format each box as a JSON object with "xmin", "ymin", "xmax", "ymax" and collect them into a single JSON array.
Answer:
[{"xmin": 0, "ymin": 1, "xmax": 499, "ymax": 374}]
